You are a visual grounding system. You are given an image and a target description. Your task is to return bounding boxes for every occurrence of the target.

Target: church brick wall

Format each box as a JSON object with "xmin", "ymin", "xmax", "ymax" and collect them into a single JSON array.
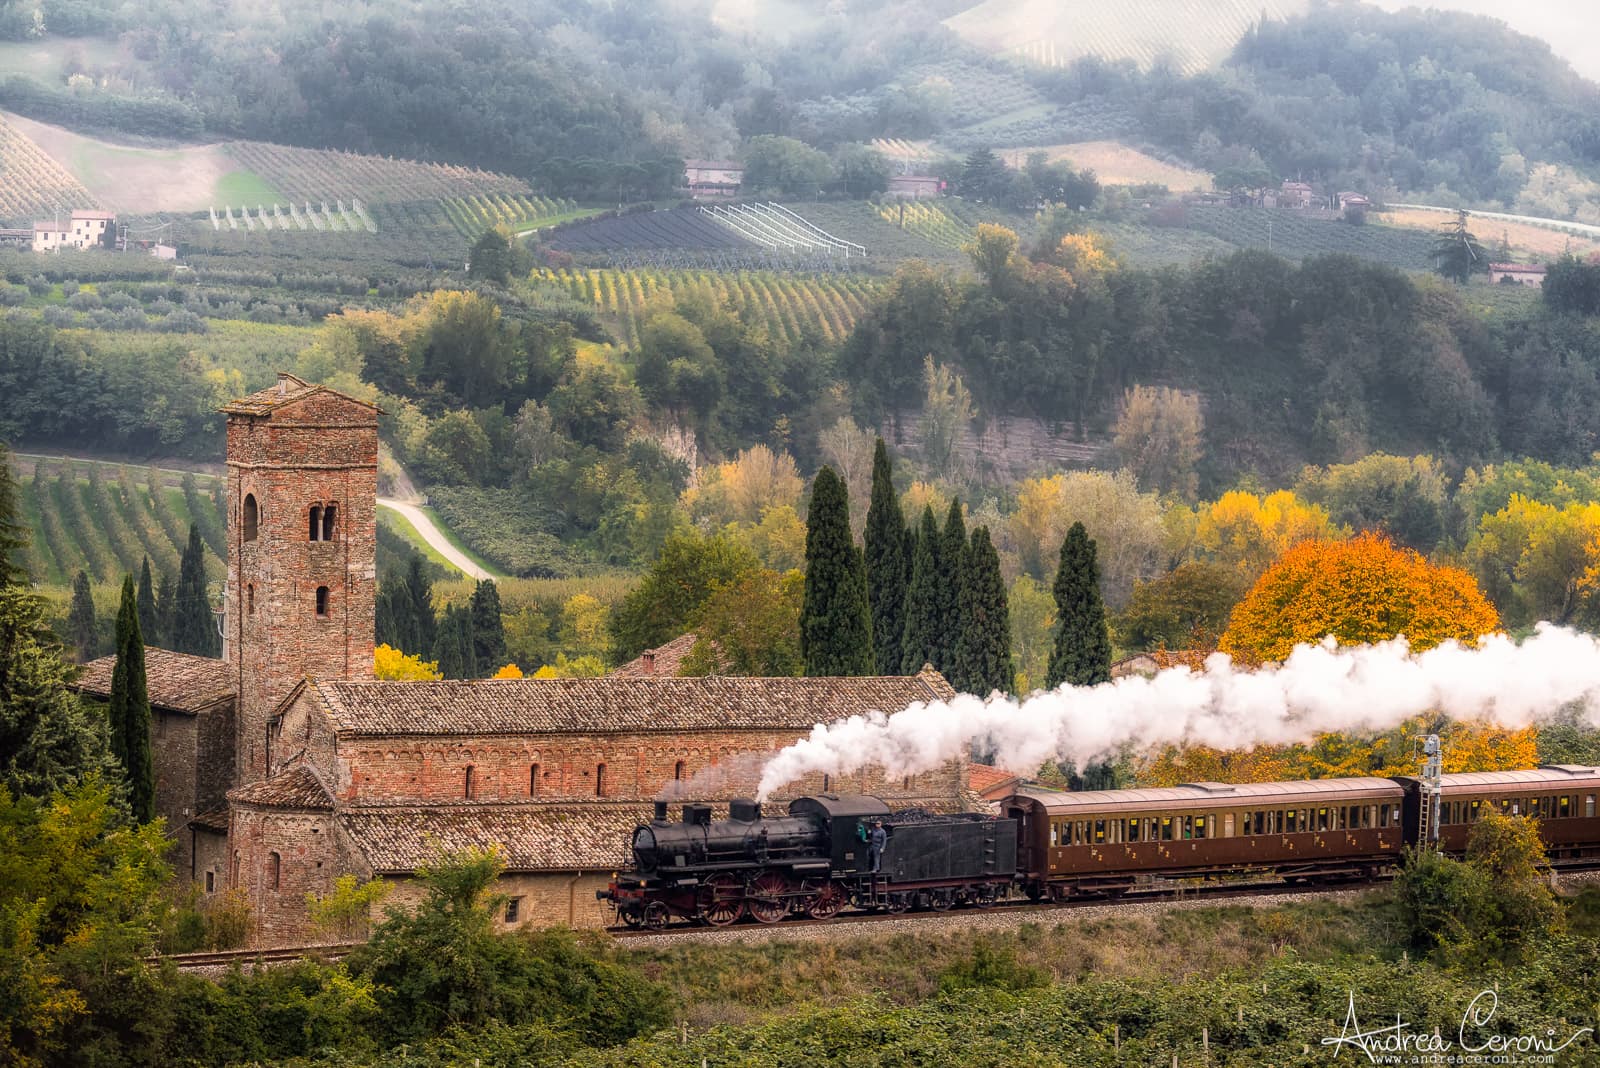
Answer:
[
  {"xmin": 229, "ymin": 802, "xmax": 349, "ymax": 946},
  {"xmin": 151, "ymin": 709, "xmax": 199, "ymax": 874}
]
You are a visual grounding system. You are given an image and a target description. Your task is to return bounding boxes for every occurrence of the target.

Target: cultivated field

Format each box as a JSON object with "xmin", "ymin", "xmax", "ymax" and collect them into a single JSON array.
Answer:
[
  {"xmin": 530, "ymin": 267, "xmax": 882, "ymax": 347},
  {"xmin": 4, "ymin": 111, "xmax": 244, "ymax": 213},
  {"xmin": 0, "ymin": 113, "xmax": 98, "ymax": 225},
  {"xmin": 1001, "ymin": 141, "xmax": 1212, "ymax": 190},
  {"xmin": 223, "ymin": 142, "xmax": 529, "ymax": 205},
  {"xmin": 944, "ymin": 0, "xmax": 1311, "ymax": 74},
  {"xmin": 1180, "ymin": 206, "xmax": 1436, "ymax": 270},
  {"xmin": 1376, "ymin": 207, "xmax": 1600, "ymax": 262}
]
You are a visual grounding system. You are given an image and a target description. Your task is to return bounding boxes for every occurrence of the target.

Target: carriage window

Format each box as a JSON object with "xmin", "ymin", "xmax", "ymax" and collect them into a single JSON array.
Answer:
[
  {"xmin": 1128, "ymin": 819, "xmax": 1142, "ymax": 842},
  {"xmin": 1284, "ymin": 810, "xmax": 1296, "ymax": 833},
  {"xmin": 1252, "ymin": 811, "xmax": 1265, "ymax": 835},
  {"xmin": 1528, "ymin": 797, "xmax": 1541, "ymax": 818},
  {"xmin": 1049, "ymin": 821, "xmax": 1059, "ymax": 847},
  {"xmin": 1558, "ymin": 795, "xmax": 1570, "ymax": 818},
  {"xmin": 1317, "ymin": 808, "xmax": 1329, "ymax": 831},
  {"xmin": 1160, "ymin": 817, "xmax": 1174, "ymax": 841},
  {"xmin": 1587, "ymin": 795, "xmax": 1596, "ymax": 818},
  {"xmin": 1196, "ymin": 815, "xmax": 1209, "ymax": 839},
  {"xmin": 1470, "ymin": 799, "xmax": 1481, "ymax": 820},
  {"xmin": 1093, "ymin": 820, "xmax": 1105, "ymax": 843}
]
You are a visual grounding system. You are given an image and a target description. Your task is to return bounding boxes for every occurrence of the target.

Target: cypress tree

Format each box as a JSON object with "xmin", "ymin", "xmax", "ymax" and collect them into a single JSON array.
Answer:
[
  {"xmin": 155, "ymin": 570, "xmax": 177, "ymax": 652},
  {"xmin": 469, "ymin": 579, "xmax": 506, "ymax": 673},
  {"xmin": 800, "ymin": 466, "xmax": 874, "ymax": 676},
  {"xmin": 432, "ymin": 605, "xmax": 475, "ymax": 680},
  {"xmin": 937, "ymin": 498, "xmax": 967, "ymax": 671},
  {"xmin": 1047, "ymin": 521, "xmax": 1112, "ymax": 688},
  {"xmin": 900, "ymin": 505, "xmax": 943, "ymax": 673},
  {"xmin": 403, "ymin": 555, "xmax": 438, "ymax": 656},
  {"xmin": 374, "ymin": 569, "xmax": 405, "ymax": 650},
  {"xmin": 0, "ymin": 443, "xmax": 29, "ymax": 587},
  {"xmin": 863, "ymin": 438, "xmax": 908, "ymax": 675},
  {"xmin": 136, "ymin": 557, "xmax": 159, "ymax": 647},
  {"xmin": 953, "ymin": 526, "xmax": 1014, "ymax": 695},
  {"xmin": 109, "ymin": 575, "xmax": 154, "ymax": 822},
  {"xmin": 174, "ymin": 525, "xmax": 219, "ymax": 657},
  {"xmin": 66, "ymin": 571, "xmax": 97, "ymax": 663}
]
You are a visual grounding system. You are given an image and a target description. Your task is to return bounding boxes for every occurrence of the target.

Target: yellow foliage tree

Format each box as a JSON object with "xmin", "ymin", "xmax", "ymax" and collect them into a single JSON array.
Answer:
[
  {"xmin": 1055, "ymin": 232, "xmax": 1114, "ymax": 278},
  {"xmin": 1195, "ymin": 489, "xmax": 1345, "ymax": 578},
  {"xmin": 681, "ymin": 444, "xmax": 804, "ymax": 528},
  {"xmin": 491, "ymin": 663, "xmax": 524, "ymax": 679},
  {"xmin": 531, "ymin": 654, "xmax": 608, "ymax": 679},
  {"xmin": 374, "ymin": 644, "xmax": 442, "ymax": 680},
  {"xmin": 1221, "ymin": 532, "xmax": 1500, "ymax": 665}
]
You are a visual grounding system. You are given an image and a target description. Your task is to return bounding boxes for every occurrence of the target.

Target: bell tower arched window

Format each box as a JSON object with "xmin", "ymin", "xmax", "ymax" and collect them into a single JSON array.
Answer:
[
  {"xmin": 322, "ymin": 502, "xmax": 337, "ymax": 541},
  {"xmin": 243, "ymin": 494, "xmax": 259, "ymax": 541},
  {"xmin": 309, "ymin": 504, "xmax": 322, "ymax": 541},
  {"xmin": 315, "ymin": 586, "xmax": 329, "ymax": 618}
]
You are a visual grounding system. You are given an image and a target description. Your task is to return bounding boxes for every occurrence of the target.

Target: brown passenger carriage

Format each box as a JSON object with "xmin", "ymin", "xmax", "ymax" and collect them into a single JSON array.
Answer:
[
  {"xmin": 1002, "ymin": 777, "xmax": 1407, "ymax": 898},
  {"xmin": 1398, "ymin": 765, "xmax": 1600, "ymax": 862}
]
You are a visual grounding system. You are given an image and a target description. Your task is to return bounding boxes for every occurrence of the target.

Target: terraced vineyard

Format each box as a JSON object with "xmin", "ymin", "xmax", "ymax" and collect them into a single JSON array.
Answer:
[
  {"xmin": 13, "ymin": 457, "xmax": 225, "ymax": 587},
  {"xmin": 440, "ymin": 193, "xmax": 592, "ymax": 238},
  {"xmin": 223, "ymin": 142, "xmax": 530, "ymax": 204},
  {"xmin": 546, "ymin": 207, "xmax": 752, "ymax": 252},
  {"xmin": 209, "ymin": 199, "xmax": 376, "ymax": 233},
  {"xmin": 530, "ymin": 267, "xmax": 883, "ymax": 347},
  {"xmin": 0, "ymin": 115, "xmax": 98, "ymax": 226}
]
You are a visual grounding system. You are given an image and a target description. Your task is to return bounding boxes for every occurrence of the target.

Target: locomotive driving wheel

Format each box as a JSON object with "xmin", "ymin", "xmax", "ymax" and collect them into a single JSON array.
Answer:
[
  {"xmin": 747, "ymin": 871, "xmax": 791, "ymax": 924},
  {"xmin": 929, "ymin": 889, "xmax": 954, "ymax": 912},
  {"xmin": 642, "ymin": 902, "xmax": 669, "ymax": 930},
  {"xmin": 804, "ymin": 880, "xmax": 846, "ymax": 920},
  {"xmin": 698, "ymin": 872, "xmax": 745, "ymax": 927}
]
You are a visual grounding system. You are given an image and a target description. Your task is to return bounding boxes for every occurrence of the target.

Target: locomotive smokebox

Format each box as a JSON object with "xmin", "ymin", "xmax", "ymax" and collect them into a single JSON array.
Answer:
[
  {"xmin": 729, "ymin": 798, "xmax": 761, "ymax": 821},
  {"xmin": 653, "ymin": 800, "xmax": 668, "ymax": 822}
]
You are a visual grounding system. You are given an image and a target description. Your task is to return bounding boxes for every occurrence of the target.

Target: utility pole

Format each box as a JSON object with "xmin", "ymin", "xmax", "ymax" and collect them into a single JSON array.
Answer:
[{"xmin": 1418, "ymin": 733, "xmax": 1442, "ymax": 849}]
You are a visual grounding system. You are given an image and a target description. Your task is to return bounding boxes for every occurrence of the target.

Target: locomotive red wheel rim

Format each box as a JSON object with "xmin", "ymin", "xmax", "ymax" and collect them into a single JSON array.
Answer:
[
  {"xmin": 805, "ymin": 881, "xmax": 844, "ymax": 919},
  {"xmin": 748, "ymin": 872, "xmax": 790, "ymax": 924},
  {"xmin": 699, "ymin": 872, "xmax": 744, "ymax": 926}
]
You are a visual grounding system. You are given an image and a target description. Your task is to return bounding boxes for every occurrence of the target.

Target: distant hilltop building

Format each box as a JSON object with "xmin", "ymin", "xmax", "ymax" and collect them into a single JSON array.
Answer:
[
  {"xmin": 684, "ymin": 159, "xmax": 743, "ymax": 198},
  {"xmin": 1489, "ymin": 263, "xmax": 1547, "ymax": 288},
  {"xmin": 886, "ymin": 174, "xmax": 943, "ymax": 200},
  {"xmin": 32, "ymin": 209, "xmax": 116, "ymax": 252}
]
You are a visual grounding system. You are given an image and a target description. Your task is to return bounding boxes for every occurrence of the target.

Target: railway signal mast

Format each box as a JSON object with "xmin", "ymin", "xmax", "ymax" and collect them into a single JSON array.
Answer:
[{"xmin": 1417, "ymin": 733, "xmax": 1443, "ymax": 848}]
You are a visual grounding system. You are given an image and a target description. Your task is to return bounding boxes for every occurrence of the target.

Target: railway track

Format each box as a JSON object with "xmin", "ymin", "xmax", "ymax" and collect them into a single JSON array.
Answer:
[{"xmin": 157, "ymin": 942, "xmax": 358, "ymax": 971}]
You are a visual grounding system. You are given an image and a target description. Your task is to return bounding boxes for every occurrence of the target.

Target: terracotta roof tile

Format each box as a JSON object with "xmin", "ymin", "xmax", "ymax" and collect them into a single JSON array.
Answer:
[
  {"xmin": 309, "ymin": 669, "xmax": 957, "ymax": 737},
  {"xmin": 228, "ymin": 765, "xmax": 334, "ymax": 810},
  {"xmin": 339, "ymin": 802, "xmax": 650, "ymax": 872},
  {"xmin": 967, "ymin": 763, "xmax": 1021, "ymax": 799},
  {"xmin": 191, "ymin": 808, "xmax": 230, "ymax": 832},
  {"xmin": 220, "ymin": 373, "xmax": 379, "ymax": 417},
  {"xmin": 76, "ymin": 648, "xmax": 234, "ymax": 714},
  {"xmin": 610, "ymin": 633, "xmax": 703, "ymax": 677}
]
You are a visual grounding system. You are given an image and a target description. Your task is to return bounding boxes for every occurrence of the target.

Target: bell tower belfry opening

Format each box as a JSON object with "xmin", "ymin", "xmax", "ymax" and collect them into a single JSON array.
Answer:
[{"xmin": 222, "ymin": 373, "xmax": 379, "ymax": 783}]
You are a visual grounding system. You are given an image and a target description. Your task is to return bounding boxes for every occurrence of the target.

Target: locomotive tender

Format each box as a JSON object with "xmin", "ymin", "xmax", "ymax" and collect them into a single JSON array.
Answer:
[{"xmin": 599, "ymin": 764, "xmax": 1600, "ymax": 928}]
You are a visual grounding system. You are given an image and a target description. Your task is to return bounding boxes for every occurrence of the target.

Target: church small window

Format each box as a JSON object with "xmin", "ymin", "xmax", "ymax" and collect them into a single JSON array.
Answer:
[
  {"xmin": 595, "ymin": 763, "xmax": 606, "ymax": 797},
  {"xmin": 505, "ymin": 897, "xmax": 522, "ymax": 924},
  {"xmin": 529, "ymin": 763, "xmax": 540, "ymax": 797},
  {"xmin": 268, "ymin": 851, "xmax": 281, "ymax": 891},
  {"xmin": 464, "ymin": 766, "xmax": 476, "ymax": 799},
  {"xmin": 205, "ymin": 870, "xmax": 214, "ymax": 893},
  {"xmin": 322, "ymin": 503, "xmax": 337, "ymax": 541},
  {"xmin": 309, "ymin": 504, "xmax": 322, "ymax": 541},
  {"xmin": 243, "ymin": 494, "xmax": 259, "ymax": 541},
  {"xmin": 246, "ymin": 584, "xmax": 255, "ymax": 615},
  {"xmin": 674, "ymin": 760, "xmax": 685, "ymax": 781},
  {"xmin": 315, "ymin": 586, "xmax": 329, "ymax": 617}
]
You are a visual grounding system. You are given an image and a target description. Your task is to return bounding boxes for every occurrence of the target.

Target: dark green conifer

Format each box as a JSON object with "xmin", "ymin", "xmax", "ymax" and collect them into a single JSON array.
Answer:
[
  {"xmin": 953, "ymin": 526, "xmax": 1014, "ymax": 695},
  {"xmin": 155, "ymin": 570, "xmax": 177, "ymax": 652},
  {"xmin": 469, "ymin": 579, "xmax": 506, "ymax": 674},
  {"xmin": 432, "ymin": 604, "xmax": 476, "ymax": 680},
  {"xmin": 66, "ymin": 571, "xmax": 97, "ymax": 663},
  {"xmin": 174, "ymin": 525, "xmax": 219, "ymax": 657},
  {"xmin": 404, "ymin": 555, "xmax": 439, "ymax": 656},
  {"xmin": 864, "ymin": 438, "xmax": 908, "ymax": 675},
  {"xmin": 109, "ymin": 574, "xmax": 154, "ymax": 822},
  {"xmin": 800, "ymin": 466, "xmax": 874, "ymax": 676},
  {"xmin": 1047, "ymin": 521, "xmax": 1112, "ymax": 688},
  {"xmin": 136, "ymin": 557, "xmax": 159, "ymax": 647},
  {"xmin": 900, "ymin": 505, "xmax": 943, "ymax": 674},
  {"xmin": 0, "ymin": 443, "xmax": 28, "ymax": 586},
  {"xmin": 937, "ymin": 498, "xmax": 967, "ymax": 671}
]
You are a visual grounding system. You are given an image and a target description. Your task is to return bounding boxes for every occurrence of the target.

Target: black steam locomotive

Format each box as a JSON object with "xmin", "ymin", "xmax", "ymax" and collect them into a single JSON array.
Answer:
[
  {"xmin": 601, "ymin": 795, "xmax": 1017, "ymax": 928},
  {"xmin": 601, "ymin": 763, "xmax": 1600, "ymax": 928}
]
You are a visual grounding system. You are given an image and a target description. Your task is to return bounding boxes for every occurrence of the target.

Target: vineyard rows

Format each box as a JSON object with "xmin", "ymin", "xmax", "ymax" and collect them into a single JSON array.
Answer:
[
  {"xmin": 0, "ymin": 116, "xmax": 98, "ymax": 227},
  {"xmin": 877, "ymin": 201, "xmax": 973, "ymax": 250},
  {"xmin": 440, "ymin": 193, "xmax": 583, "ymax": 238},
  {"xmin": 871, "ymin": 139, "xmax": 936, "ymax": 169},
  {"xmin": 530, "ymin": 267, "xmax": 883, "ymax": 348},
  {"xmin": 209, "ymin": 199, "xmax": 376, "ymax": 234},
  {"xmin": 903, "ymin": 60, "xmax": 1045, "ymax": 128},
  {"xmin": 938, "ymin": 97, "xmax": 1138, "ymax": 153},
  {"xmin": 1180, "ymin": 206, "xmax": 1435, "ymax": 271},
  {"xmin": 223, "ymin": 141, "xmax": 530, "ymax": 204},
  {"xmin": 14, "ymin": 458, "xmax": 225, "ymax": 588},
  {"xmin": 547, "ymin": 207, "xmax": 755, "ymax": 252}
]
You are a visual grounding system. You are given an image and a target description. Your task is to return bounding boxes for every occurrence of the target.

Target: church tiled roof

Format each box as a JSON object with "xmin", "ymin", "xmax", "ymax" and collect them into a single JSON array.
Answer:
[
  {"xmin": 228, "ymin": 765, "xmax": 334, "ymax": 810},
  {"xmin": 610, "ymin": 633, "xmax": 703, "ymax": 677},
  {"xmin": 306, "ymin": 669, "xmax": 958, "ymax": 737},
  {"xmin": 77, "ymin": 648, "xmax": 235, "ymax": 714},
  {"xmin": 220, "ymin": 372, "xmax": 380, "ymax": 416},
  {"xmin": 339, "ymin": 802, "xmax": 649, "ymax": 872}
]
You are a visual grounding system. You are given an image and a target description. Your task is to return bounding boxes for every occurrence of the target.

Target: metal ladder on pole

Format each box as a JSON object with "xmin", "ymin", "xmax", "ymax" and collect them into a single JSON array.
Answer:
[{"xmin": 1418, "ymin": 734, "xmax": 1443, "ymax": 848}]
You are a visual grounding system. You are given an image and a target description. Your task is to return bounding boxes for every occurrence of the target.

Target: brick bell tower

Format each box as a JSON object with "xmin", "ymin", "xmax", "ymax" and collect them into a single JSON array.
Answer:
[{"xmin": 222, "ymin": 373, "xmax": 379, "ymax": 784}]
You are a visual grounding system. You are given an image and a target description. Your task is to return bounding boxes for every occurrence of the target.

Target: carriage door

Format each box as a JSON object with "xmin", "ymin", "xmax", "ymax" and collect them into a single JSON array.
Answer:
[{"xmin": 1007, "ymin": 804, "xmax": 1035, "ymax": 873}]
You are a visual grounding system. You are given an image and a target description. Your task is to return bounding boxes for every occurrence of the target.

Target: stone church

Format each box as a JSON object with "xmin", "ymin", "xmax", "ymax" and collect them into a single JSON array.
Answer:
[{"xmin": 80, "ymin": 374, "xmax": 969, "ymax": 945}]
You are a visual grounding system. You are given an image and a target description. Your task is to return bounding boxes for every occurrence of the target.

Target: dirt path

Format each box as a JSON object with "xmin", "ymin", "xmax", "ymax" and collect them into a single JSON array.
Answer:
[{"xmin": 376, "ymin": 498, "xmax": 497, "ymax": 580}]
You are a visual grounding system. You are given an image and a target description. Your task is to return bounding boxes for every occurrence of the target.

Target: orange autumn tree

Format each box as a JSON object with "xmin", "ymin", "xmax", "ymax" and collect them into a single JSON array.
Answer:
[
  {"xmin": 1219, "ymin": 532, "xmax": 1499, "ymax": 664},
  {"xmin": 1137, "ymin": 534, "xmax": 1531, "ymax": 785}
]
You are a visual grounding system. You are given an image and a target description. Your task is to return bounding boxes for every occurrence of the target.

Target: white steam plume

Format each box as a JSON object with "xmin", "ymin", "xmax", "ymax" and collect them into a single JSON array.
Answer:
[{"xmin": 755, "ymin": 626, "xmax": 1600, "ymax": 801}]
